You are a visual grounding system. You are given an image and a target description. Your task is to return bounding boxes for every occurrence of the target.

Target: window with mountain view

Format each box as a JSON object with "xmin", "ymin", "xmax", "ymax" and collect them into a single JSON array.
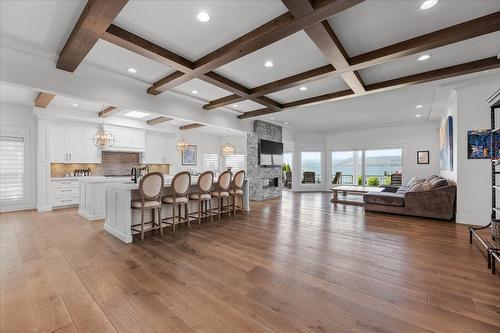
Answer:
[
  {"xmin": 331, "ymin": 148, "xmax": 402, "ymax": 186},
  {"xmin": 301, "ymin": 152, "xmax": 321, "ymax": 183}
]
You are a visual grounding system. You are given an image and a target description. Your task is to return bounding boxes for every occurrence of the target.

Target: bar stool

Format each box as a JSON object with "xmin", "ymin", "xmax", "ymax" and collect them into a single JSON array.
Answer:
[
  {"xmin": 189, "ymin": 171, "xmax": 214, "ymax": 225},
  {"xmin": 131, "ymin": 172, "xmax": 164, "ymax": 240},
  {"xmin": 212, "ymin": 170, "xmax": 232, "ymax": 221},
  {"xmin": 229, "ymin": 170, "xmax": 245, "ymax": 215},
  {"xmin": 162, "ymin": 171, "xmax": 191, "ymax": 233}
]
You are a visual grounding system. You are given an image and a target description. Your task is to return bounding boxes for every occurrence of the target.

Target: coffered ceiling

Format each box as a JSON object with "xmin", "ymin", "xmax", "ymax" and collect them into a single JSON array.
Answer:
[{"xmin": 1, "ymin": 0, "xmax": 499, "ymax": 132}]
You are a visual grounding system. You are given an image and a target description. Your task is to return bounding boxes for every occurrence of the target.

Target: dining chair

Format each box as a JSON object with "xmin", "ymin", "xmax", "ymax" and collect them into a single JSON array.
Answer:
[{"xmin": 131, "ymin": 172, "xmax": 164, "ymax": 240}]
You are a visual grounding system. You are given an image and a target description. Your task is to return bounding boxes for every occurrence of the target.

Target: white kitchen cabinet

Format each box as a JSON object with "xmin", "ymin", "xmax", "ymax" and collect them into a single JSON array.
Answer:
[
  {"xmin": 49, "ymin": 123, "xmax": 96, "ymax": 163},
  {"xmin": 143, "ymin": 133, "xmax": 177, "ymax": 164},
  {"xmin": 51, "ymin": 179, "xmax": 79, "ymax": 208},
  {"xmin": 79, "ymin": 180, "xmax": 106, "ymax": 220},
  {"xmin": 105, "ymin": 126, "xmax": 145, "ymax": 151}
]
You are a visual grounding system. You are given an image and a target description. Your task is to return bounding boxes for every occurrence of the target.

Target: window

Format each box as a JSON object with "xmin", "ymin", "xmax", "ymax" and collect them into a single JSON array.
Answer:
[
  {"xmin": 224, "ymin": 154, "xmax": 245, "ymax": 172},
  {"xmin": 202, "ymin": 153, "xmax": 220, "ymax": 171},
  {"xmin": 283, "ymin": 152, "xmax": 293, "ymax": 170},
  {"xmin": 331, "ymin": 148, "xmax": 403, "ymax": 187},
  {"xmin": 0, "ymin": 136, "xmax": 25, "ymax": 202},
  {"xmin": 301, "ymin": 151, "xmax": 321, "ymax": 183}
]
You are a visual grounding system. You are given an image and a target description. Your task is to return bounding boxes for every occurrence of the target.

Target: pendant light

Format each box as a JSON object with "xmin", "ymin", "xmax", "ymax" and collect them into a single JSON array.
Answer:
[
  {"xmin": 93, "ymin": 107, "xmax": 115, "ymax": 150},
  {"xmin": 176, "ymin": 125, "xmax": 189, "ymax": 153},
  {"xmin": 220, "ymin": 129, "xmax": 235, "ymax": 156}
]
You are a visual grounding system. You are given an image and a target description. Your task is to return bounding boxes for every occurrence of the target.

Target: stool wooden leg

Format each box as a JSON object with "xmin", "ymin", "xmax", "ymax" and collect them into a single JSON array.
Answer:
[
  {"xmin": 198, "ymin": 201, "xmax": 202, "ymax": 225},
  {"xmin": 218, "ymin": 197, "xmax": 221, "ymax": 221},
  {"xmin": 158, "ymin": 208, "xmax": 163, "ymax": 236},
  {"xmin": 140, "ymin": 208, "xmax": 145, "ymax": 240},
  {"xmin": 172, "ymin": 204, "xmax": 176, "ymax": 233},
  {"xmin": 185, "ymin": 203, "xmax": 190, "ymax": 231},
  {"xmin": 209, "ymin": 199, "xmax": 213, "ymax": 223}
]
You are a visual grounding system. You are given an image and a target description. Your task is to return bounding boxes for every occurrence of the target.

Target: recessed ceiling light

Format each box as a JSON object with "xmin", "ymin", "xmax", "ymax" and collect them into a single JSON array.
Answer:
[
  {"xmin": 270, "ymin": 117, "xmax": 274, "ymax": 120},
  {"xmin": 124, "ymin": 110, "xmax": 150, "ymax": 119},
  {"xmin": 196, "ymin": 11, "xmax": 210, "ymax": 22},
  {"xmin": 417, "ymin": 54, "xmax": 431, "ymax": 61},
  {"xmin": 415, "ymin": 114, "xmax": 422, "ymax": 118},
  {"xmin": 416, "ymin": 104, "xmax": 423, "ymax": 109},
  {"xmin": 127, "ymin": 67, "xmax": 137, "ymax": 74},
  {"xmin": 264, "ymin": 60, "xmax": 274, "ymax": 68},
  {"xmin": 285, "ymin": 121, "xmax": 289, "ymax": 125},
  {"xmin": 72, "ymin": 103, "xmax": 78, "ymax": 107},
  {"xmin": 233, "ymin": 104, "xmax": 238, "ymax": 108},
  {"xmin": 191, "ymin": 90, "xmax": 198, "ymax": 94},
  {"xmin": 299, "ymin": 86, "xmax": 308, "ymax": 91},
  {"xmin": 420, "ymin": 0, "xmax": 439, "ymax": 10}
]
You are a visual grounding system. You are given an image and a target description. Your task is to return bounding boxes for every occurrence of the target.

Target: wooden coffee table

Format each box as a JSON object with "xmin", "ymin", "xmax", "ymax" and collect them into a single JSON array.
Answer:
[{"xmin": 330, "ymin": 185, "xmax": 384, "ymax": 206}]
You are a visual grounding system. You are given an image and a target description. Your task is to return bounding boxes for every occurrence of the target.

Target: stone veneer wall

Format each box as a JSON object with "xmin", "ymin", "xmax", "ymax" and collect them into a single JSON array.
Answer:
[{"xmin": 247, "ymin": 120, "xmax": 282, "ymax": 201}]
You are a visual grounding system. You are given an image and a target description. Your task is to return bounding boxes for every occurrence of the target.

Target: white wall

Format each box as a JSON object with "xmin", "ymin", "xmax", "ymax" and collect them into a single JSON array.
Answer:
[
  {"xmin": 0, "ymin": 102, "xmax": 36, "ymax": 212},
  {"xmin": 292, "ymin": 122, "xmax": 441, "ymax": 192},
  {"xmin": 451, "ymin": 76, "xmax": 500, "ymax": 226}
]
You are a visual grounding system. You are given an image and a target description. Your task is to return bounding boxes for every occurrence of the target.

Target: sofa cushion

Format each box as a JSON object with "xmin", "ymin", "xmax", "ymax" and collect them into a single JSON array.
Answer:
[
  {"xmin": 363, "ymin": 192, "xmax": 405, "ymax": 207},
  {"xmin": 408, "ymin": 181, "xmax": 433, "ymax": 192},
  {"xmin": 429, "ymin": 177, "xmax": 448, "ymax": 189},
  {"xmin": 396, "ymin": 186, "xmax": 408, "ymax": 194}
]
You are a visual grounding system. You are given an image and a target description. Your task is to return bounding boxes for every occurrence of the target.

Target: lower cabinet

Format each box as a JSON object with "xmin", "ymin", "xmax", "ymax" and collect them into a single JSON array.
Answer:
[
  {"xmin": 78, "ymin": 181, "xmax": 106, "ymax": 221},
  {"xmin": 51, "ymin": 180, "xmax": 79, "ymax": 208}
]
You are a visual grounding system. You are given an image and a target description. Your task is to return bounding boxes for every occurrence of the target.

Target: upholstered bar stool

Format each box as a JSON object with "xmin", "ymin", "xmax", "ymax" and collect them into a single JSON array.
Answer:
[
  {"xmin": 162, "ymin": 171, "xmax": 191, "ymax": 233},
  {"xmin": 212, "ymin": 170, "xmax": 232, "ymax": 221},
  {"xmin": 189, "ymin": 171, "xmax": 214, "ymax": 224},
  {"xmin": 229, "ymin": 170, "xmax": 245, "ymax": 215},
  {"xmin": 131, "ymin": 172, "xmax": 164, "ymax": 240}
]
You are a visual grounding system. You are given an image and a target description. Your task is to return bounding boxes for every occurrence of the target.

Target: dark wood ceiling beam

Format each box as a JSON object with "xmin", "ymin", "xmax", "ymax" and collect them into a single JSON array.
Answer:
[
  {"xmin": 150, "ymin": 0, "xmax": 364, "ymax": 93},
  {"xmin": 283, "ymin": 0, "xmax": 365, "ymax": 94},
  {"xmin": 180, "ymin": 123, "xmax": 206, "ymax": 131},
  {"xmin": 102, "ymin": 24, "xmax": 194, "ymax": 72},
  {"xmin": 349, "ymin": 11, "xmax": 500, "ymax": 70},
  {"xmin": 146, "ymin": 116, "xmax": 172, "ymax": 125},
  {"xmin": 98, "ymin": 106, "xmax": 118, "ymax": 117},
  {"xmin": 238, "ymin": 57, "xmax": 500, "ymax": 119},
  {"xmin": 57, "ymin": 0, "xmax": 129, "ymax": 72},
  {"xmin": 34, "ymin": 92, "xmax": 55, "ymax": 108}
]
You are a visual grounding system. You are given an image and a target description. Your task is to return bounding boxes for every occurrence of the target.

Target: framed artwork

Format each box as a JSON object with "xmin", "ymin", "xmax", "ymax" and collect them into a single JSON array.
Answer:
[
  {"xmin": 467, "ymin": 129, "xmax": 500, "ymax": 159},
  {"xmin": 182, "ymin": 145, "xmax": 197, "ymax": 165},
  {"xmin": 439, "ymin": 116, "xmax": 453, "ymax": 170},
  {"xmin": 417, "ymin": 151, "xmax": 429, "ymax": 164}
]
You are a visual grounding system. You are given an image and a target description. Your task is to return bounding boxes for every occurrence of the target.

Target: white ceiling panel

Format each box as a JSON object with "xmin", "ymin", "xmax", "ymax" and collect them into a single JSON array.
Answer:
[
  {"xmin": 172, "ymin": 78, "xmax": 232, "ymax": 101},
  {"xmin": 360, "ymin": 32, "xmax": 500, "ymax": 85},
  {"xmin": 0, "ymin": 0, "xmax": 85, "ymax": 54},
  {"xmin": 215, "ymin": 31, "xmax": 330, "ymax": 88},
  {"xmin": 51, "ymin": 95, "xmax": 106, "ymax": 113},
  {"xmin": 114, "ymin": 0, "xmax": 287, "ymax": 61},
  {"xmin": 229, "ymin": 100, "xmax": 265, "ymax": 113},
  {"xmin": 328, "ymin": 0, "xmax": 500, "ymax": 57},
  {"xmin": 266, "ymin": 75, "xmax": 350, "ymax": 104},
  {"xmin": 84, "ymin": 40, "xmax": 175, "ymax": 83},
  {"xmin": 0, "ymin": 83, "xmax": 36, "ymax": 106}
]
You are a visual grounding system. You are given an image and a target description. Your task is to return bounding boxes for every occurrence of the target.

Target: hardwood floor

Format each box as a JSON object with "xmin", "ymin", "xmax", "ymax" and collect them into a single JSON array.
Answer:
[{"xmin": 1, "ymin": 191, "xmax": 499, "ymax": 333}]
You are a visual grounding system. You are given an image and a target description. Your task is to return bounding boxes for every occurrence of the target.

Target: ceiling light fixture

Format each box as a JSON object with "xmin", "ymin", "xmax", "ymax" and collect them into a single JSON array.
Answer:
[
  {"xmin": 420, "ymin": 0, "xmax": 439, "ymax": 10},
  {"xmin": 416, "ymin": 104, "xmax": 423, "ymax": 109},
  {"xmin": 415, "ymin": 114, "xmax": 423, "ymax": 118},
  {"xmin": 72, "ymin": 103, "xmax": 78, "ymax": 107},
  {"xmin": 124, "ymin": 110, "xmax": 150, "ymax": 118},
  {"xmin": 417, "ymin": 54, "xmax": 431, "ymax": 61},
  {"xmin": 264, "ymin": 60, "xmax": 274, "ymax": 68},
  {"xmin": 191, "ymin": 90, "xmax": 198, "ymax": 94},
  {"xmin": 270, "ymin": 117, "xmax": 274, "ymax": 120},
  {"xmin": 299, "ymin": 86, "xmax": 308, "ymax": 91},
  {"xmin": 285, "ymin": 121, "xmax": 289, "ymax": 125},
  {"xmin": 127, "ymin": 67, "xmax": 137, "ymax": 74},
  {"xmin": 233, "ymin": 104, "xmax": 238, "ymax": 108},
  {"xmin": 196, "ymin": 11, "xmax": 210, "ymax": 22}
]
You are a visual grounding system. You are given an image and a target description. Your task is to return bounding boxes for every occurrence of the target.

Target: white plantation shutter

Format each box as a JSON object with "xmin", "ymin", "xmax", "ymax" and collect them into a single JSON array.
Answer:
[
  {"xmin": 0, "ymin": 136, "xmax": 24, "ymax": 202},
  {"xmin": 203, "ymin": 153, "xmax": 220, "ymax": 171},
  {"xmin": 224, "ymin": 154, "xmax": 245, "ymax": 172}
]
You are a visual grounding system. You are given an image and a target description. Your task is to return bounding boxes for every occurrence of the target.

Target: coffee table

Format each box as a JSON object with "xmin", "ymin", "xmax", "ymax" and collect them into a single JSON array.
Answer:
[{"xmin": 330, "ymin": 185, "xmax": 384, "ymax": 206}]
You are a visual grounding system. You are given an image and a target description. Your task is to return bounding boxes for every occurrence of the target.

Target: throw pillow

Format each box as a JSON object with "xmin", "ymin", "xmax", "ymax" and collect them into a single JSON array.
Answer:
[{"xmin": 430, "ymin": 178, "xmax": 448, "ymax": 189}]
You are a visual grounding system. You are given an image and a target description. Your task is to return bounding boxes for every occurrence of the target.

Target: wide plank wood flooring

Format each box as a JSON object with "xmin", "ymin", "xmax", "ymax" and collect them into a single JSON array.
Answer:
[{"xmin": 1, "ymin": 191, "xmax": 499, "ymax": 332}]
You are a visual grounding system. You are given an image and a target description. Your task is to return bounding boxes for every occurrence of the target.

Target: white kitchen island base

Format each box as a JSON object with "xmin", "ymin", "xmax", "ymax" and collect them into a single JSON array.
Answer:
[{"xmin": 104, "ymin": 178, "xmax": 250, "ymax": 243}]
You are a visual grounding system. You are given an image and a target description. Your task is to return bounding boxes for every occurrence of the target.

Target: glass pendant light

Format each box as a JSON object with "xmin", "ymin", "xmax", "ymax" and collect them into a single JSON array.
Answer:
[
  {"xmin": 176, "ymin": 138, "xmax": 189, "ymax": 153},
  {"xmin": 220, "ymin": 129, "xmax": 235, "ymax": 156}
]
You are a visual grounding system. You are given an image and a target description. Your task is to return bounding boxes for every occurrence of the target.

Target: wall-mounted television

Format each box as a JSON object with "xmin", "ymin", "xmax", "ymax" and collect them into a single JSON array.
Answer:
[{"xmin": 259, "ymin": 139, "xmax": 283, "ymax": 166}]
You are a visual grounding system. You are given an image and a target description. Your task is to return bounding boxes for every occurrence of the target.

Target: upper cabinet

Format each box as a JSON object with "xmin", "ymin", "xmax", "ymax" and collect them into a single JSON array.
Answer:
[
  {"xmin": 105, "ymin": 126, "xmax": 145, "ymax": 152},
  {"xmin": 143, "ymin": 133, "xmax": 177, "ymax": 164},
  {"xmin": 49, "ymin": 123, "xmax": 104, "ymax": 163}
]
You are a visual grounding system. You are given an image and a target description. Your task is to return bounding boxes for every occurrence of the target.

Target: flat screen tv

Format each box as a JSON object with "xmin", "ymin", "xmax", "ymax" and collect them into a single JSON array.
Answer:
[{"xmin": 259, "ymin": 139, "xmax": 283, "ymax": 166}]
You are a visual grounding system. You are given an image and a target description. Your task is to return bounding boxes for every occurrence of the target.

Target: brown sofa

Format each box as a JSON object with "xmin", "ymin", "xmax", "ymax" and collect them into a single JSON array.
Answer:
[{"xmin": 363, "ymin": 176, "xmax": 456, "ymax": 220}]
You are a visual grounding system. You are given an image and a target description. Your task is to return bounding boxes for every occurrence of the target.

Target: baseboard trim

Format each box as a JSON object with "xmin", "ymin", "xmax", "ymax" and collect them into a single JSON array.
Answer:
[
  {"xmin": 456, "ymin": 213, "xmax": 490, "ymax": 227},
  {"xmin": 104, "ymin": 224, "xmax": 132, "ymax": 243},
  {"xmin": 78, "ymin": 209, "xmax": 104, "ymax": 222},
  {"xmin": 36, "ymin": 206, "xmax": 52, "ymax": 212}
]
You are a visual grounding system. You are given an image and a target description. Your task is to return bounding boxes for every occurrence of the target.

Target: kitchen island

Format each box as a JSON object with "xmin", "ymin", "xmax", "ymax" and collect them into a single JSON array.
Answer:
[{"xmin": 104, "ymin": 175, "xmax": 250, "ymax": 243}]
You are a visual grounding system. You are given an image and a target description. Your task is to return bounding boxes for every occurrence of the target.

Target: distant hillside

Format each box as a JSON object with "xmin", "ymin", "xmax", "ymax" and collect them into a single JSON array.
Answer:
[{"xmin": 333, "ymin": 155, "xmax": 401, "ymax": 166}]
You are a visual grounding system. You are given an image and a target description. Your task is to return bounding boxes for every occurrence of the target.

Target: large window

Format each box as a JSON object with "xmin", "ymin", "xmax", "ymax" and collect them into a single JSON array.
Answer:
[
  {"xmin": 283, "ymin": 152, "xmax": 293, "ymax": 170},
  {"xmin": 224, "ymin": 154, "xmax": 245, "ymax": 172},
  {"xmin": 0, "ymin": 136, "xmax": 25, "ymax": 202},
  {"xmin": 301, "ymin": 152, "xmax": 321, "ymax": 183},
  {"xmin": 331, "ymin": 148, "xmax": 402, "ymax": 186},
  {"xmin": 202, "ymin": 153, "xmax": 220, "ymax": 172}
]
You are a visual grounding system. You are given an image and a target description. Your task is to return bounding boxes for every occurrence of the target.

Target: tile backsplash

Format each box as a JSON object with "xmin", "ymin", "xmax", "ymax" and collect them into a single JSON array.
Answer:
[{"xmin": 51, "ymin": 152, "xmax": 169, "ymax": 177}]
